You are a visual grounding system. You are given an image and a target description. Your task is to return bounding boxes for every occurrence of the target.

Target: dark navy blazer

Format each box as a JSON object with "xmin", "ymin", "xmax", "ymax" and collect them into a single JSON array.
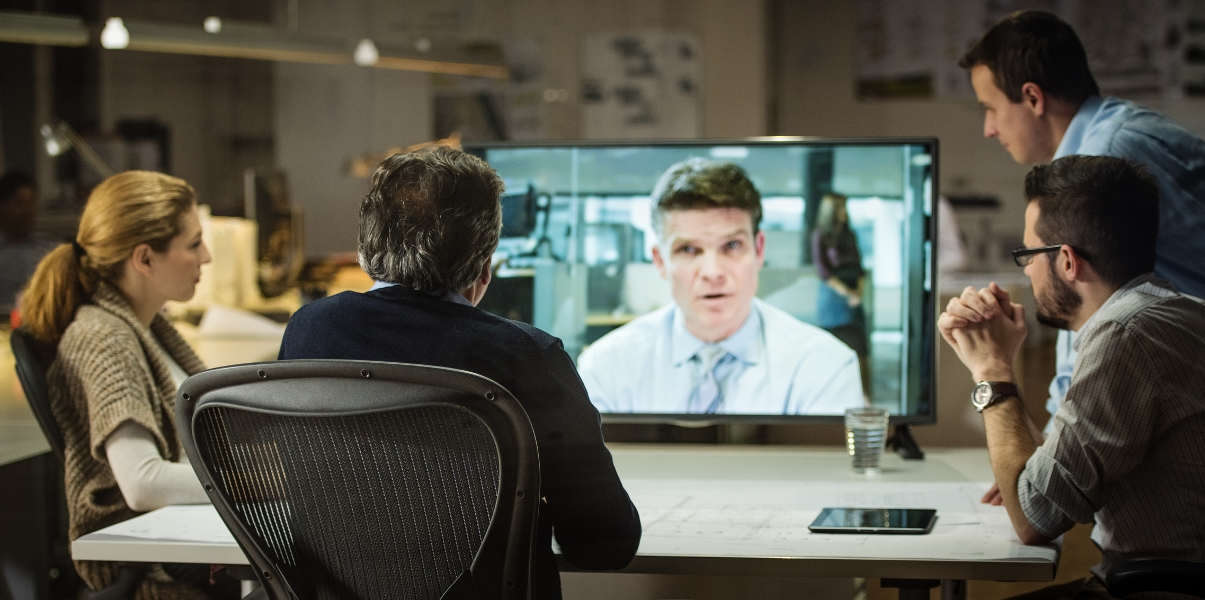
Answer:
[{"xmin": 278, "ymin": 285, "xmax": 641, "ymax": 599}]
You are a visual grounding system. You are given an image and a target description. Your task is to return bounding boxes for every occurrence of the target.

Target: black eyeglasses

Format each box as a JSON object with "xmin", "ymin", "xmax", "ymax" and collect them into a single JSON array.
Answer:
[{"xmin": 1010, "ymin": 245, "xmax": 1062, "ymax": 267}]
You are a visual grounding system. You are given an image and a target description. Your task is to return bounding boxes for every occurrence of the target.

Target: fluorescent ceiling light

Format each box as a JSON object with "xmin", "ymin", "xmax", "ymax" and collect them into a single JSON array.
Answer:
[{"xmin": 710, "ymin": 146, "xmax": 749, "ymax": 159}]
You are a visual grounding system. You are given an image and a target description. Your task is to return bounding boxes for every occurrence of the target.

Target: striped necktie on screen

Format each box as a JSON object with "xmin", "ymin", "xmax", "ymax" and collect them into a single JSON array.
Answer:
[{"xmin": 689, "ymin": 344, "xmax": 737, "ymax": 414}]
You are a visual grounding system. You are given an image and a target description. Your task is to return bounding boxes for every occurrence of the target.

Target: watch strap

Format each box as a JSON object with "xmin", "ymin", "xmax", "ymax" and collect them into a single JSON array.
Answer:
[{"xmin": 977, "ymin": 381, "xmax": 1020, "ymax": 412}]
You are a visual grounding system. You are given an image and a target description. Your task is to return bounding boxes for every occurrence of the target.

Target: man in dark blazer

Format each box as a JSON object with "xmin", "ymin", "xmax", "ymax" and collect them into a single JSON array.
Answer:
[{"xmin": 279, "ymin": 146, "xmax": 641, "ymax": 600}]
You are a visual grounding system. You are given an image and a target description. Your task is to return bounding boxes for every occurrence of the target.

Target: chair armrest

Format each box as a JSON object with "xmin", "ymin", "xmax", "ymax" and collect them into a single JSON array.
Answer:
[{"xmin": 1106, "ymin": 559, "xmax": 1205, "ymax": 597}]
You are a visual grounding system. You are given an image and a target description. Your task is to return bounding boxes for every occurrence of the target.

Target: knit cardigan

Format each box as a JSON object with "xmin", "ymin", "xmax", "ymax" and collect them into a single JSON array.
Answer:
[{"xmin": 48, "ymin": 282, "xmax": 208, "ymax": 599}]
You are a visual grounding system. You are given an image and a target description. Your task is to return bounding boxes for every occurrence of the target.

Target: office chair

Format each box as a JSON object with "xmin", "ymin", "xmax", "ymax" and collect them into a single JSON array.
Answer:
[
  {"xmin": 177, "ymin": 360, "xmax": 541, "ymax": 600},
  {"xmin": 9, "ymin": 328, "xmax": 145, "ymax": 600},
  {"xmin": 1106, "ymin": 559, "xmax": 1205, "ymax": 598},
  {"xmin": 10, "ymin": 328, "xmax": 64, "ymax": 461}
]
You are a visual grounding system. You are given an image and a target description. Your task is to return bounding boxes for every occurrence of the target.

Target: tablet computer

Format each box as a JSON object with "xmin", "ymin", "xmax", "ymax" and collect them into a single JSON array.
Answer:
[{"xmin": 808, "ymin": 507, "xmax": 937, "ymax": 534}]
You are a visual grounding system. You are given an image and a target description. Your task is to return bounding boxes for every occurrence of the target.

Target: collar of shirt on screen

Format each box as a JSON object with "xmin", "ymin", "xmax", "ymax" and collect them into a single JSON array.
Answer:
[{"xmin": 669, "ymin": 304, "xmax": 764, "ymax": 369}]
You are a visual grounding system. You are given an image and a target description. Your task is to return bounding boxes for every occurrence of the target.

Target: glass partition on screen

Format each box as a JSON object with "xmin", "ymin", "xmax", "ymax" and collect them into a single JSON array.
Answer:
[{"xmin": 468, "ymin": 139, "xmax": 936, "ymax": 424}]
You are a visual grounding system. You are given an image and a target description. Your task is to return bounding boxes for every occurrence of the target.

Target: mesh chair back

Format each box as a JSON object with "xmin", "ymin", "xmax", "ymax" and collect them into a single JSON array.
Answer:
[
  {"xmin": 10, "ymin": 328, "xmax": 65, "ymax": 461},
  {"xmin": 177, "ymin": 360, "xmax": 540, "ymax": 600}
]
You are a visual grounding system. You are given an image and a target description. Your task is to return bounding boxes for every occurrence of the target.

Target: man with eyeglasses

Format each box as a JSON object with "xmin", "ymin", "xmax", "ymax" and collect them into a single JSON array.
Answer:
[{"xmin": 938, "ymin": 155, "xmax": 1205, "ymax": 597}]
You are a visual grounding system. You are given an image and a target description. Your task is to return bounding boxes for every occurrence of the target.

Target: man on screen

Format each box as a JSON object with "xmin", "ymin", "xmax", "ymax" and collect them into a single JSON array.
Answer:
[{"xmin": 577, "ymin": 158, "xmax": 863, "ymax": 415}]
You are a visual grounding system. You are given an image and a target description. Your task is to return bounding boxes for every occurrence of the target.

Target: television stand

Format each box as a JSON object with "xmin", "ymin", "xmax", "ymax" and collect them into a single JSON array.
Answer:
[{"xmin": 886, "ymin": 424, "xmax": 925, "ymax": 459}]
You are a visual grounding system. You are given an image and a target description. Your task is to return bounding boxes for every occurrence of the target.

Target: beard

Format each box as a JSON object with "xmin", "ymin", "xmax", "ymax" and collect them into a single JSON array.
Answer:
[{"xmin": 1035, "ymin": 261, "xmax": 1082, "ymax": 330}]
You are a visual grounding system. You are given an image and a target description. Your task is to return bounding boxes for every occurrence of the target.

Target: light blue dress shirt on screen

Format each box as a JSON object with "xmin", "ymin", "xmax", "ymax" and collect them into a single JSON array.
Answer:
[
  {"xmin": 1045, "ymin": 96, "xmax": 1205, "ymax": 432},
  {"xmin": 577, "ymin": 298, "xmax": 864, "ymax": 415}
]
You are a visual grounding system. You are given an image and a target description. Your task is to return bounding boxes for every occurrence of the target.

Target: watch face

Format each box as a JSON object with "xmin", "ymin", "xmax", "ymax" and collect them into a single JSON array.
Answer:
[{"xmin": 973, "ymin": 382, "xmax": 993, "ymax": 408}]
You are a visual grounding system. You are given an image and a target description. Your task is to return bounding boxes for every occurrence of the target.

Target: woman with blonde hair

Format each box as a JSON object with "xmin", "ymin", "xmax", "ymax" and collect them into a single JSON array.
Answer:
[{"xmin": 21, "ymin": 171, "xmax": 229, "ymax": 598}]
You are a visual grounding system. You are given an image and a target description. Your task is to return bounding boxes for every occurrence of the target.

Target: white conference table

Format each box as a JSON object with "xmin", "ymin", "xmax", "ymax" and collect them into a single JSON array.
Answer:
[{"xmin": 73, "ymin": 445, "xmax": 1057, "ymax": 599}]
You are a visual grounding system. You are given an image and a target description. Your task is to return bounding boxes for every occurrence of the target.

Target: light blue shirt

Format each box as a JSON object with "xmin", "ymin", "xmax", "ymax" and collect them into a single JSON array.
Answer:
[
  {"xmin": 1046, "ymin": 96, "xmax": 1205, "ymax": 431},
  {"xmin": 577, "ymin": 299, "xmax": 864, "ymax": 415}
]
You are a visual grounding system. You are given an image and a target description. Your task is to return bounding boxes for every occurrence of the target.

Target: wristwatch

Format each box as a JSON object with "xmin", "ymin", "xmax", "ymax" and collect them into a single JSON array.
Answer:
[{"xmin": 971, "ymin": 381, "xmax": 1020, "ymax": 412}]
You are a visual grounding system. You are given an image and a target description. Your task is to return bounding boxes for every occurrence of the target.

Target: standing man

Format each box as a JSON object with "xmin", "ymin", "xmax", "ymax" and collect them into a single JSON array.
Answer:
[
  {"xmin": 939, "ymin": 156, "xmax": 1205, "ymax": 596},
  {"xmin": 960, "ymin": 10, "xmax": 1205, "ymax": 429},
  {"xmin": 577, "ymin": 158, "xmax": 863, "ymax": 415},
  {"xmin": 279, "ymin": 147, "xmax": 641, "ymax": 600}
]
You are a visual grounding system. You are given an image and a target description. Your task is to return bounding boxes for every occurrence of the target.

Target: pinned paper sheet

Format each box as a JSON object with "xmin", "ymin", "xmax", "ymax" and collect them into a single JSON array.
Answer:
[{"xmin": 198, "ymin": 304, "xmax": 286, "ymax": 338}]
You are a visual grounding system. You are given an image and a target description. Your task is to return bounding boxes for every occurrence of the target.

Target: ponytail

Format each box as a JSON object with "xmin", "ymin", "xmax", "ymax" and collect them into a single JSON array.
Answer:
[{"xmin": 20, "ymin": 243, "xmax": 99, "ymax": 343}]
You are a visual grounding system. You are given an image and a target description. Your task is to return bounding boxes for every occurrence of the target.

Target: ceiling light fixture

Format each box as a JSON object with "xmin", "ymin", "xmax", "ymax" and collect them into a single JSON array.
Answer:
[
  {"xmin": 203, "ymin": 16, "xmax": 221, "ymax": 34},
  {"xmin": 99, "ymin": 17, "xmax": 129, "ymax": 49},
  {"xmin": 0, "ymin": 11, "xmax": 508, "ymax": 79},
  {"xmin": 353, "ymin": 38, "xmax": 379, "ymax": 66}
]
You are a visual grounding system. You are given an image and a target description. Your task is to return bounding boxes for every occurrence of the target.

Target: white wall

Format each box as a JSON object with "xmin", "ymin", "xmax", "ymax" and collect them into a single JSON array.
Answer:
[
  {"xmin": 458, "ymin": 0, "xmax": 767, "ymax": 139},
  {"xmin": 97, "ymin": 50, "xmax": 275, "ymax": 216},
  {"xmin": 95, "ymin": 1, "xmax": 276, "ymax": 215},
  {"xmin": 272, "ymin": 0, "xmax": 433, "ymax": 258},
  {"xmin": 275, "ymin": 64, "xmax": 431, "ymax": 257}
]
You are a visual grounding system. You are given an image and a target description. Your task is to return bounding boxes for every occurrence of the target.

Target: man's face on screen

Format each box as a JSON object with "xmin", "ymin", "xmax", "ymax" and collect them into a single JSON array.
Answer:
[{"xmin": 652, "ymin": 208, "xmax": 765, "ymax": 343}]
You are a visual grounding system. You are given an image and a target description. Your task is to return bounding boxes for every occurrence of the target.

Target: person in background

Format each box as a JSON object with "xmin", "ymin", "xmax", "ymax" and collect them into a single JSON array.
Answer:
[
  {"xmin": 939, "ymin": 156, "xmax": 1205, "ymax": 598},
  {"xmin": 278, "ymin": 147, "xmax": 641, "ymax": 600},
  {"xmin": 959, "ymin": 9, "xmax": 1205, "ymax": 444},
  {"xmin": 21, "ymin": 171, "xmax": 231, "ymax": 598},
  {"xmin": 811, "ymin": 193, "xmax": 870, "ymax": 391},
  {"xmin": 578, "ymin": 158, "xmax": 863, "ymax": 415},
  {"xmin": 0, "ymin": 171, "xmax": 57, "ymax": 316}
]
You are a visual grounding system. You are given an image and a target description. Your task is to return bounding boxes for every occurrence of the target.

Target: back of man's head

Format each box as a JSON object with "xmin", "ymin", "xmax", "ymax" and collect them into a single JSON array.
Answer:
[
  {"xmin": 959, "ymin": 10, "xmax": 1100, "ymax": 106},
  {"xmin": 0, "ymin": 171, "xmax": 36, "ymax": 237},
  {"xmin": 1025, "ymin": 155, "xmax": 1159, "ymax": 288},
  {"xmin": 0, "ymin": 171, "xmax": 34, "ymax": 205},
  {"xmin": 650, "ymin": 158, "xmax": 761, "ymax": 237},
  {"xmin": 358, "ymin": 147, "xmax": 503, "ymax": 293}
]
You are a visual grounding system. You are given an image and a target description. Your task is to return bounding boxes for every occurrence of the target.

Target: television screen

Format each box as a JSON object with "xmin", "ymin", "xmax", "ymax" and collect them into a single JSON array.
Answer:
[{"xmin": 468, "ymin": 139, "xmax": 936, "ymax": 424}]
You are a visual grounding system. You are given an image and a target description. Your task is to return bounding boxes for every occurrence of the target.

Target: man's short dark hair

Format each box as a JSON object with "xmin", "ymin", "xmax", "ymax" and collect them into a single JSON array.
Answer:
[
  {"xmin": 650, "ymin": 158, "xmax": 761, "ymax": 236},
  {"xmin": 358, "ymin": 147, "xmax": 504, "ymax": 293},
  {"xmin": 959, "ymin": 10, "xmax": 1100, "ymax": 106},
  {"xmin": 0, "ymin": 171, "xmax": 35, "ymax": 204},
  {"xmin": 1025, "ymin": 155, "xmax": 1159, "ymax": 288}
]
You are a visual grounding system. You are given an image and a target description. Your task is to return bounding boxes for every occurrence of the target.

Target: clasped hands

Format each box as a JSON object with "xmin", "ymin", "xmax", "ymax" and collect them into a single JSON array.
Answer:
[{"xmin": 937, "ymin": 282, "xmax": 1028, "ymax": 384}]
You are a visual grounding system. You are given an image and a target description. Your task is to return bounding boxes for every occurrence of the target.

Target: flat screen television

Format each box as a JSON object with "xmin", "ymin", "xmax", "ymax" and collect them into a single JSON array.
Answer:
[{"xmin": 468, "ymin": 138, "xmax": 936, "ymax": 425}]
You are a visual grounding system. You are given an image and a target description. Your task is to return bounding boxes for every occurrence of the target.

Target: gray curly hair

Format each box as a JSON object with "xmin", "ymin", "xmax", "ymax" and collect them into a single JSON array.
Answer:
[{"xmin": 358, "ymin": 147, "xmax": 503, "ymax": 293}]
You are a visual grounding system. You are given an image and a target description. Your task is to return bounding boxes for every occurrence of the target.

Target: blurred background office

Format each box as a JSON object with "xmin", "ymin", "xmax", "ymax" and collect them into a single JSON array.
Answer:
[{"xmin": 3, "ymin": 0, "xmax": 1205, "ymax": 598}]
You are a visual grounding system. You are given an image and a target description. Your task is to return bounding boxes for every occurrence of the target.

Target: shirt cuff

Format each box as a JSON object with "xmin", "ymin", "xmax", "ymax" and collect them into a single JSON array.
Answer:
[{"xmin": 1017, "ymin": 457, "xmax": 1075, "ymax": 540}]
